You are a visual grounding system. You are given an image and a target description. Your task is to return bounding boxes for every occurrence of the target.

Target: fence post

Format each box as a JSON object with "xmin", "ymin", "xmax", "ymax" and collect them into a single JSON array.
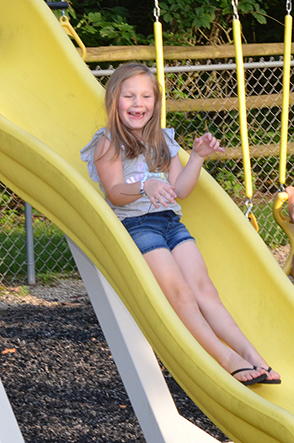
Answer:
[{"xmin": 24, "ymin": 202, "xmax": 36, "ymax": 285}]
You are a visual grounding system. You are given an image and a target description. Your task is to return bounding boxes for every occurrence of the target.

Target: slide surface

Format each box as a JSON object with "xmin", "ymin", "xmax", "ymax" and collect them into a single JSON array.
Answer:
[{"xmin": 1, "ymin": 1, "xmax": 294, "ymax": 442}]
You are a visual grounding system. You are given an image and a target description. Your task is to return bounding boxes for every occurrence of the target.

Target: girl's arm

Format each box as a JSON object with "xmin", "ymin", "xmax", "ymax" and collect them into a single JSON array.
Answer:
[
  {"xmin": 94, "ymin": 136, "xmax": 141, "ymax": 205},
  {"xmin": 169, "ymin": 133, "xmax": 225, "ymax": 199},
  {"xmin": 94, "ymin": 136, "xmax": 177, "ymax": 207}
]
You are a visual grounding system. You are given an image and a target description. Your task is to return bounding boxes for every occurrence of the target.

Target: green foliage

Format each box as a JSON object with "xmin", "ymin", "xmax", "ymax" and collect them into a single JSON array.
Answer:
[
  {"xmin": 159, "ymin": 0, "xmax": 267, "ymax": 44},
  {"xmin": 75, "ymin": 10, "xmax": 147, "ymax": 46},
  {"xmin": 0, "ymin": 190, "xmax": 25, "ymax": 228},
  {"xmin": 253, "ymin": 204, "xmax": 288, "ymax": 248},
  {"xmin": 51, "ymin": 0, "xmax": 280, "ymax": 47},
  {"xmin": 0, "ymin": 221, "xmax": 76, "ymax": 278},
  {"xmin": 237, "ymin": 0, "xmax": 266, "ymax": 24},
  {"xmin": 36, "ymin": 272, "xmax": 63, "ymax": 285},
  {"xmin": 215, "ymin": 168, "xmax": 244, "ymax": 198},
  {"xmin": 0, "ymin": 209, "xmax": 24, "ymax": 228},
  {"xmin": 60, "ymin": 0, "xmax": 148, "ymax": 46},
  {"xmin": 160, "ymin": 0, "xmax": 218, "ymax": 31}
]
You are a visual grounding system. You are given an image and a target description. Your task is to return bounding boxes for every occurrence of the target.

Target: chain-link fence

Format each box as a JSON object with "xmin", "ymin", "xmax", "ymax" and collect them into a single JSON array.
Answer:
[
  {"xmin": 164, "ymin": 57, "xmax": 294, "ymax": 247},
  {"xmin": 1, "ymin": 53, "xmax": 293, "ymax": 283},
  {"xmin": 0, "ymin": 184, "xmax": 77, "ymax": 284}
]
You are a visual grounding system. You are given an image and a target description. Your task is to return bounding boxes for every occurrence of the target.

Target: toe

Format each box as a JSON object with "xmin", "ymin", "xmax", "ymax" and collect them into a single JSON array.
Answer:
[
  {"xmin": 264, "ymin": 367, "xmax": 281, "ymax": 381},
  {"xmin": 232, "ymin": 366, "xmax": 265, "ymax": 383}
]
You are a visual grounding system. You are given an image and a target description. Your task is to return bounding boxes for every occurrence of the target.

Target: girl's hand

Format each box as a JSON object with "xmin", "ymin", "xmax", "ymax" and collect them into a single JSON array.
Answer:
[
  {"xmin": 192, "ymin": 133, "xmax": 225, "ymax": 158},
  {"xmin": 144, "ymin": 180, "xmax": 177, "ymax": 209}
]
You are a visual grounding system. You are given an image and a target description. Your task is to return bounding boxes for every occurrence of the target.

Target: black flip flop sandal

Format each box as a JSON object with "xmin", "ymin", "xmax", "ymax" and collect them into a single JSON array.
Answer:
[
  {"xmin": 231, "ymin": 366, "xmax": 267, "ymax": 386},
  {"xmin": 259, "ymin": 367, "xmax": 281, "ymax": 384}
]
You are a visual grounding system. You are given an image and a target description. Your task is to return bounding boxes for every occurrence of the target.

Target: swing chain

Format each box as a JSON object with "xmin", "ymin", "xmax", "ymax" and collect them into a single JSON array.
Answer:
[
  {"xmin": 245, "ymin": 199, "xmax": 253, "ymax": 219},
  {"xmin": 286, "ymin": 0, "xmax": 292, "ymax": 14},
  {"xmin": 231, "ymin": 0, "xmax": 239, "ymax": 20},
  {"xmin": 61, "ymin": 0, "xmax": 66, "ymax": 17},
  {"xmin": 154, "ymin": 0, "xmax": 160, "ymax": 22}
]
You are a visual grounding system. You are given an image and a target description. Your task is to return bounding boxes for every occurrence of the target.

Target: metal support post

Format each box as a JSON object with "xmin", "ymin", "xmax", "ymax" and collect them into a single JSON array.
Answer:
[{"xmin": 25, "ymin": 202, "xmax": 36, "ymax": 285}]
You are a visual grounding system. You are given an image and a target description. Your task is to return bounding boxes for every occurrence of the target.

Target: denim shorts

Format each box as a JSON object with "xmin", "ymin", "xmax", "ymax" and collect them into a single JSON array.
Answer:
[{"xmin": 121, "ymin": 210, "xmax": 195, "ymax": 255}]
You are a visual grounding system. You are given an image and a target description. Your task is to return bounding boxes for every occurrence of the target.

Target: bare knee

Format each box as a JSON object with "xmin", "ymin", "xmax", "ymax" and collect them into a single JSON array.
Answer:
[
  {"xmin": 167, "ymin": 281, "xmax": 201, "ymax": 312},
  {"xmin": 193, "ymin": 277, "xmax": 222, "ymax": 308}
]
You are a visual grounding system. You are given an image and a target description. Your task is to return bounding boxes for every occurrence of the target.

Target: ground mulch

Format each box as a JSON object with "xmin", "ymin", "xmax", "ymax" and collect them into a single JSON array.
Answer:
[
  {"xmin": 0, "ymin": 278, "xmax": 231, "ymax": 443},
  {"xmin": 0, "ymin": 245, "xmax": 290, "ymax": 443}
]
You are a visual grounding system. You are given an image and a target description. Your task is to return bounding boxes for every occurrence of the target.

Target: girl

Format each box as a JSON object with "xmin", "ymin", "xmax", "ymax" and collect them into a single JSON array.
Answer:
[{"xmin": 81, "ymin": 63, "xmax": 281, "ymax": 385}]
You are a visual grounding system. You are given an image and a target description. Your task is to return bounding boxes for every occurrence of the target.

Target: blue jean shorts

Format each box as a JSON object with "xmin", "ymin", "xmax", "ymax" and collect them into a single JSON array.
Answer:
[{"xmin": 121, "ymin": 210, "xmax": 195, "ymax": 255}]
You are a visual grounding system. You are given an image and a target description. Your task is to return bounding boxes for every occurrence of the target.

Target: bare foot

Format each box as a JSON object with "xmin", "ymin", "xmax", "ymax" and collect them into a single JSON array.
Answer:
[
  {"xmin": 285, "ymin": 186, "xmax": 294, "ymax": 223},
  {"xmin": 231, "ymin": 366, "xmax": 266, "ymax": 385},
  {"xmin": 241, "ymin": 348, "xmax": 281, "ymax": 383},
  {"xmin": 222, "ymin": 352, "xmax": 266, "ymax": 384},
  {"xmin": 261, "ymin": 366, "xmax": 281, "ymax": 383}
]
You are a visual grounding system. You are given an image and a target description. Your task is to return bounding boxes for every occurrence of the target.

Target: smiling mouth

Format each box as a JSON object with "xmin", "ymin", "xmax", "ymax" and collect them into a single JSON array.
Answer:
[{"xmin": 128, "ymin": 111, "xmax": 144, "ymax": 117}]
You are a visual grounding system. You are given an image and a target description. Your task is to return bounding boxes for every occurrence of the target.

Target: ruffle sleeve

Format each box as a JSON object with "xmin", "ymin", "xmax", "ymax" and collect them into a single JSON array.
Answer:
[
  {"xmin": 80, "ymin": 127, "xmax": 107, "ymax": 183},
  {"xmin": 162, "ymin": 128, "xmax": 181, "ymax": 157},
  {"xmin": 80, "ymin": 127, "xmax": 181, "ymax": 184}
]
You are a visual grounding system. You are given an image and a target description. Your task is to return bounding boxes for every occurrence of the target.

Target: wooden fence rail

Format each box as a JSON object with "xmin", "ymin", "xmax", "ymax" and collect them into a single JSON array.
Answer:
[
  {"xmin": 79, "ymin": 43, "xmax": 293, "ymax": 160},
  {"xmin": 79, "ymin": 42, "xmax": 290, "ymax": 62}
]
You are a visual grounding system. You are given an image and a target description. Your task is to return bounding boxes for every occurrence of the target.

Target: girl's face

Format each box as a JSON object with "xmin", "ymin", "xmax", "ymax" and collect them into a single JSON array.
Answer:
[{"xmin": 118, "ymin": 74, "xmax": 155, "ymax": 137}]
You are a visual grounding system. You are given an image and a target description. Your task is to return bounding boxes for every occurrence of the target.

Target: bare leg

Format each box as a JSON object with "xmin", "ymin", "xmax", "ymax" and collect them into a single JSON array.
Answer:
[
  {"xmin": 286, "ymin": 186, "xmax": 294, "ymax": 223},
  {"xmin": 143, "ymin": 247, "xmax": 268, "ymax": 384},
  {"xmin": 171, "ymin": 241, "xmax": 280, "ymax": 382}
]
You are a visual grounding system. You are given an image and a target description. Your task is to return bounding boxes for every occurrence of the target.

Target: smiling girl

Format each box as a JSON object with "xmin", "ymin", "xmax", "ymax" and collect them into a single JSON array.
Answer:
[{"xmin": 81, "ymin": 63, "xmax": 281, "ymax": 385}]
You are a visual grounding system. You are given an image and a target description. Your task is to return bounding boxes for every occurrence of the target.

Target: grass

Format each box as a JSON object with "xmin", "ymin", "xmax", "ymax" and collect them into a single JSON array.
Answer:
[
  {"xmin": 0, "ymin": 196, "xmax": 289, "ymax": 282},
  {"xmin": 0, "ymin": 220, "xmax": 76, "ymax": 281},
  {"xmin": 249, "ymin": 204, "xmax": 288, "ymax": 248}
]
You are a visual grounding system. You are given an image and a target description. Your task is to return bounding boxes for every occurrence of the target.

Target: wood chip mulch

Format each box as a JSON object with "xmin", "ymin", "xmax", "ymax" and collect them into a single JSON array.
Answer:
[{"xmin": 0, "ymin": 278, "xmax": 231, "ymax": 443}]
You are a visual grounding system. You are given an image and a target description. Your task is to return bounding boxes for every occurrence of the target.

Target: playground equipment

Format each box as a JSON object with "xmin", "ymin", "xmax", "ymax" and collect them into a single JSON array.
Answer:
[
  {"xmin": 47, "ymin": 1, "xmax": 87, "ymax": 60},
  {"xmin": 154, "ymin": 0, "xmax": 166, "ymax": 127},
  {"xmin": 233, "ymin": 0, "xmax": 294, "ymax": 274},
  {"xmin": 232, "ymin": 0, "xmax": 259, "ymax": 231},
  {"xmin": 273, "ymin": 0, "xmax": 294, "ymax": 276},
  {"xmin": 1, "ymin": 1, "xmax": 294, "ymax": 442}
]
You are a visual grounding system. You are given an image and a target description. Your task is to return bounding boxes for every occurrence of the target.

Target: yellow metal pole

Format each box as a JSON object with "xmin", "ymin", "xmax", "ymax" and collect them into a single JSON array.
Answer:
[
  {"xmin": 60, "ymin": 15, "xmax": 87, "ymax": 61},
  {"xmin": 233, "ymin": 18, "xmax": 252, "ymax": 199},
  {"xmin": 280, "ymin": 13, "xmax": 293, "ymax": 186},
  {"xmin": 154, "ymin": 20, "xmax": 166, "ymax": 128}
]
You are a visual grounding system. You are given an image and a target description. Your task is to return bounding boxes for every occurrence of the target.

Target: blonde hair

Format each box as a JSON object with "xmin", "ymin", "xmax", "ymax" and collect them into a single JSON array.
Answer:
[{"xmin": 104, "ymin": 63, "xmax": 171, "ymax": 172}]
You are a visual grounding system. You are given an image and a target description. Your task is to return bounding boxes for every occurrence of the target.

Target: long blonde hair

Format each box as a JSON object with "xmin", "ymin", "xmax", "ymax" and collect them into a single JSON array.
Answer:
[{"xmin": 104, "ymin": 63, "xmax": 171, "ymax": 172}]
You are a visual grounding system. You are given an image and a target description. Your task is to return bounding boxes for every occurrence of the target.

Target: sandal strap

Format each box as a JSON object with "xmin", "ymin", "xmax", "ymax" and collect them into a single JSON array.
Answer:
[
  {"xmin": 231, "ymin": 365, "xmax": 257, "ymax": 376},
  {"xmin": 262, "ymin": 366, "xmax": 272, "ymax": 373}
]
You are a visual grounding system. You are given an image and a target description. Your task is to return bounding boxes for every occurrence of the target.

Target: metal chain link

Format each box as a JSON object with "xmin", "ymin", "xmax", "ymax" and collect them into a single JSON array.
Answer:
[
  {"xmin": 245, "ymin": 199, "xmax": 253, "ymax": 219},
  {"xmin": 232, "ymin": 0, "xmax": 239, "ymax": 20},
  {"xmin": 286, "ymin": 0, "xmax": 292, "ymax": 14},
  {"xmin": 154, "ymin": 0, "xmax": 160, "ymax": 22},
  {"xmin": 61, "ymin": 0, "xmax": 66, "ymax": 17}
]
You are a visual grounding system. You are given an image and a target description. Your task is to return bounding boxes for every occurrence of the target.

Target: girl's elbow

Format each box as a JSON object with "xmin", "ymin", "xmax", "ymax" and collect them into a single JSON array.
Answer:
[
  {"xmin": 108, "ymin": 195, "xmax": 122, "ymax": 206},
  {"xmin": 176, "ymin": 192, "xmax": 189, "ymax": 200},
  {"xmin": 175, "ymin": 188, "xmax": 193, "ymax": 200},
  {"xmin": 105, "ymin": 190, "xmax": 120, "ymax": 205},
  {"xmin": 106, "ymin": 190, "xmax": 135, "ymax": 206}
]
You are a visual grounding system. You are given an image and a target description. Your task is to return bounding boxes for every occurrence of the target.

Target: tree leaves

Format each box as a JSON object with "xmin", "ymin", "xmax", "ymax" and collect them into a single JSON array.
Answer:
[{"xmin": 65, "ymin": 0, "xmax": 275, "ymax": 47}]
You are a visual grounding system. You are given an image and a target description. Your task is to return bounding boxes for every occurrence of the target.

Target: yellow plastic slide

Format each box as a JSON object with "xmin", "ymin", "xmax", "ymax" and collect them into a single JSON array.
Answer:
[{"xmin": 1, "ymin": 1, "xmax": 294, "ymax": 442}]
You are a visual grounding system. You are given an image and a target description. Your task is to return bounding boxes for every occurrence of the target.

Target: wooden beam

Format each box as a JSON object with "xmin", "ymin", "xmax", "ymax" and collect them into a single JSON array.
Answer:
[
  {"xmin": 80, "ymin": 43, "xmax": 293, "ymax": 63},
  {"xmin": 205, "ymin": 142, "xmax": 294, "ymax": 161},
  {"xmin": 167, "ymin": 93, "xmax": 294, "ymax": 113}
]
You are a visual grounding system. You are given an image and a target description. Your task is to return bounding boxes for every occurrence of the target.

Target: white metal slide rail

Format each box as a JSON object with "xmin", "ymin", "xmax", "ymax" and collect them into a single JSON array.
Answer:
[{"xmin": 66, "ymin": 236, "xmax": 219, "ymax": 443}]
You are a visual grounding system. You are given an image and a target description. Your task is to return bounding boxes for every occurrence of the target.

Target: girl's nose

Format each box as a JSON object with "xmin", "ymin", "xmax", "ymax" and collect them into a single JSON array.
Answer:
[{"xmin": 133, "ymin": 95, "xmax": 142, "ymax": 106}]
